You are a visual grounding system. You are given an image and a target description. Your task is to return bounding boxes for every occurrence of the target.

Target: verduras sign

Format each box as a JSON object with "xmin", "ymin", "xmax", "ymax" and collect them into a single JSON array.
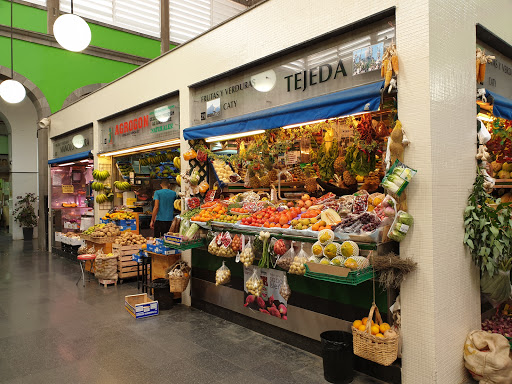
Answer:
[
  {"xmin": 99, "ymin": 95, "xmax": 179, "ymax": 152},
  {"xmin": 192, "ymin": 17, "xmax": 394, "ymax": 125}
]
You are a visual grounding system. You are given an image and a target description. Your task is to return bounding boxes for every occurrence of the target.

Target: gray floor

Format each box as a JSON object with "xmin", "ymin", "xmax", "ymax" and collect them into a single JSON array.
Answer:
[{"xmin": 0, "ymin": 236, "xmax": 387, "ymax": 384}]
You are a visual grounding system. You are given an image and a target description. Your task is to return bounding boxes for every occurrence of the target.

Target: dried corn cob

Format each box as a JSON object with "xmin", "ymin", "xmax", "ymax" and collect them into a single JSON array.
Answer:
[
  {"xmin": 476, "ymin": 58, "xmax": 480, "ymax": 82},
  {"xmin": 384, "ymin": 61, "xmax": 393, "ymax": 88},
  {"xmin": 381, "ymin": 59, "xmax": 389, "ymax": 77},
  {"xmin": 391, "ymin": 55, "xmax": 399, "ymax": 74}
]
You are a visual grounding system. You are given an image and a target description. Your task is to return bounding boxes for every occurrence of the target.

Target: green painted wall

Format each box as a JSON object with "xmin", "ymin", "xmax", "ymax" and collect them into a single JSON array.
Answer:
[
  {"xmin": 0, "ymin": 37, "xmax": 138, "ymax": 112},
  {"xmin": 0, "ymin": 1, "xmax": 178, "ymax": 113},
  {"xmin": 0, "ymin": 136, "xmax": 7, "ymax": 154}
]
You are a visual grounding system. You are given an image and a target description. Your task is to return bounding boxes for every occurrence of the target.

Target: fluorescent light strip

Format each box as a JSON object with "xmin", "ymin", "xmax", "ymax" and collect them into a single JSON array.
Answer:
[
  {"xmin": 282, "ymin": 111, "xmax": 372, "ymax": 130},
  {"xmin": 98, "ymin": 139, "xmax": 180, "ymax": 157},
  {"xmin": 79, "ymin": 159, "xmax": 90, "ymax": 163},
  {"xmin": 205, "ymin": 130, "xmax": 265, "ymax": 143},
  {"xmin": 58, "ymin": 162, "xmax": 76, "ymax": 166},
  {"xmin": 477, "ymin": 113, "xmax": 495, "ymax": 122}
]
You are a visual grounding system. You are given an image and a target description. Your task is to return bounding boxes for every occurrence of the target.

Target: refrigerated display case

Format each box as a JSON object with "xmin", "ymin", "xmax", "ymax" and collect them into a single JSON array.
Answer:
[{"xmin": 50, "ymin": 161, "xmax": 94, "ymax": 236}]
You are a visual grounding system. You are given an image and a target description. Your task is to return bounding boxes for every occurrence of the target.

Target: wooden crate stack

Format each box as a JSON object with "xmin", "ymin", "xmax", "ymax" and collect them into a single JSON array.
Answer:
[{"xmin": 113, "ymin": 244, "xmax": 148, "ymax": 281}]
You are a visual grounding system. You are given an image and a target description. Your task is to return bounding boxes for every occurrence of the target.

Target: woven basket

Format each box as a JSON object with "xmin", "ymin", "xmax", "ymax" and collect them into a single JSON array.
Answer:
[
  {"xmin": 352, "ymin": 303, "xmax": 398, "ymax": 366},
  {"xmin": 168, "ymin": 260, "xmax": 191, "ymax": 293}
]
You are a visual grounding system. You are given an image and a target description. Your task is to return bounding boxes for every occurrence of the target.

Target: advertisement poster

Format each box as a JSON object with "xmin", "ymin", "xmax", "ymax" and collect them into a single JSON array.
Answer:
[
  {"xmin": 352, "ymin": 42, "xmax": 384, "ymax": 75},
  {"xmin": 243, "ymin": 266, "xmax": 288, "ymax": 320}
]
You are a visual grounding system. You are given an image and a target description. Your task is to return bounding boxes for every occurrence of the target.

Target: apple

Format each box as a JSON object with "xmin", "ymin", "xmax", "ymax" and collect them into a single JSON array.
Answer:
[{"xmin": 302, "ymin": 194, "xmax": 310, "ymax": 201}]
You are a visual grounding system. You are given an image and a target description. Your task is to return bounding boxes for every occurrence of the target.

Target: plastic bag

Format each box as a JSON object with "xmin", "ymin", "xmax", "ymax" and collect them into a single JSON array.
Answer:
[
  {"xmin": 246, "ymin": 269, "xmax": 263, "ymax": 297},
  {"xmin": 276, "ymin": 241, "xmax": 295, "ymax": 272},
  {"xmin": 215, "ymin": 261, "xmax": 231, "ymax": 286},
  {"xmin": 179, "ymin": 219, "xmax": 191, "ymax": 236},
  {"xmin": 381, "ymin": 159, "xmax": 417, "ymax": 196},
  {"xmin": 183, "ymin": 149, "xmax": 197, "ymax": 161},
  {"xmin": 352, "ymin": 190, "xmax": 369, "ymax": 214},
  {"xmin": 387, "ymin": 210, "xmax": 413, "ymax": 242},
  {"xmin": 198, "ymin": 180, "xmax": 209, "ymax": 194},
  {"xmin": 338, "ymin": 195, "xmax": 355, "ymax": 216},
  {"xmin": 78, "ymin": 244, "xmax": 87, "ymax": 255},
  {"xmin": 373, "ymin": 195, "xmax": 397, "ymax": 225},
  {"xmin": 279, "ymin": 275, "xmax": 291, "ymax": 301},
  {"xmin": 289, "ymin": 242, "xmax": 307, "ymax": 275},
  {"xmin": 208, "ymin": 236, "xmax": 221, "ymax": 255},
  {"xmin": 240, "ymin": 237, "xmax": 255, "ymax": 267}
]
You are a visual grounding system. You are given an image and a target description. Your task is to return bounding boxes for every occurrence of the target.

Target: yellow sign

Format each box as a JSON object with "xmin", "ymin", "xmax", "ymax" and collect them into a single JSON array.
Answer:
[{"xmin": 62, "ymin": 185, "xmax": 74, "ymax": 193}]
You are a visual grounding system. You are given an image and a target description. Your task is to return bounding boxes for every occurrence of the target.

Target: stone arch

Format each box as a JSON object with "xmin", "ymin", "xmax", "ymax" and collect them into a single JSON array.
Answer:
[
  {"xmin": 0, "ymin": 66, "xmax": 51, "ymax": 119},
  {"xmin": 61, "ymin": 83, "xmax": 106, "ymax": 109}
]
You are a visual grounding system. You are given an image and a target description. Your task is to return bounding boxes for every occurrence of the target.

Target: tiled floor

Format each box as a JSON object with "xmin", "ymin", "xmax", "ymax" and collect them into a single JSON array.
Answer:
[{"xmin": 0, "ymin": 236, "xmax": 388, "ymax": 383}]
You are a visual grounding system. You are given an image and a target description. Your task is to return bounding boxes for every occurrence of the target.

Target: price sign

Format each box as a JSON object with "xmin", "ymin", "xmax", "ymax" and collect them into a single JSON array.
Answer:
[{"xmin": 62, "ymin": 185, "xmax": 74, "ymax": 194}]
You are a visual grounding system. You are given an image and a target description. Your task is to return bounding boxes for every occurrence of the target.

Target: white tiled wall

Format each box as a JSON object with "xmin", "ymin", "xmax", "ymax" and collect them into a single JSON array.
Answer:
[{"xmin": 49, "ymin": 0, "xmax": 512, "ymax": 382}]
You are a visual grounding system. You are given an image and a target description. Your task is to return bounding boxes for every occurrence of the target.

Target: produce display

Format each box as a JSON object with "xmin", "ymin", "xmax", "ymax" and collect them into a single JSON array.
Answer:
[
  {"xmin": 82, "ymin": 223, "xmax": 120, "ymax": 238},
  {"xmin": 117, "ymin": 162, "xmax": 134, "ymax": 177},
  {"xmin": 114, "ymin": 231, "xmax": 146, "ymax": 246},
  {"xmin": 102, "ymin": 211, "xmax": 135, "ymax": 221},
  {"xmin": 481, "ymin": 316, "xmax": 512, "ymax": 339},
  {"xmin": 212, "ymin": 159, "xmax": 238, "ymax": 184}
]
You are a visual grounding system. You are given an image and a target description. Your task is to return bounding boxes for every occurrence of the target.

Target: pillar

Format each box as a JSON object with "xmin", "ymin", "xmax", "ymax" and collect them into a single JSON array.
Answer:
[
  {"xmin": 37, "ymin": 124, "xmax": 48, "ymax": 250},
  {"xmin": 397, "ymin": 1, "xmax": 481, "ymax": 382},
  {"xmin": 160, "ymin": 0, "xmax": 170, "ymax": 55},
  {"xmin": 47, "ymin": 0, "xmax": 59, "ymax": 35}
]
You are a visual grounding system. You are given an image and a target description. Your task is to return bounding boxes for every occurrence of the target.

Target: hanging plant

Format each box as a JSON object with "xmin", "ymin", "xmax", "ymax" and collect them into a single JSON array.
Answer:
[{"xmin": 463, "ymin": 170, "xmax": 512, "ymax": 277}]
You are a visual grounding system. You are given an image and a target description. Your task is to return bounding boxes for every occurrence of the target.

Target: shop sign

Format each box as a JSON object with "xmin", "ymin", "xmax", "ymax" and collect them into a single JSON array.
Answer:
[
  {"xmin": 52, "ymin": 127, "xmax": 93, "ymax": 159},
  {"xmin": 192, "ymin": 19, "xmax": 394, "ymax": 126},
  {"xmin": 477, "ymin": 40, "xmax": 512, "ymax": 99},
  {"xmin": 99, "ymin": 96, "xmax": 180, "ymax": 153},
  {"xmin": 61, "ymin": 185, "xmax": 74, "ymax": 194},
  {"xmin": 243, "ymin": 266, "xmax": 288, "ymax": 320}
]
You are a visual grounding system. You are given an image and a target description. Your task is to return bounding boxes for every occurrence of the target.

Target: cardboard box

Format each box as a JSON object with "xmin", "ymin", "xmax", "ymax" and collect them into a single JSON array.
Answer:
[
  {"xmin": 305, "ymin": 262, "xmax": 351, "ymax": 277},
  {"xmin": 125, "ymin": 293, "xmax": 159, "ymax": 319}
]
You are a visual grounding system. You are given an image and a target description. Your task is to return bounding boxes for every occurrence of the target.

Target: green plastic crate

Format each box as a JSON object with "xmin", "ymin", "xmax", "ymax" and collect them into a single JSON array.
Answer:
[
  {"xmin": 163, "ymin": 238, "xmax": 204, "ymax": 250},
  {"xmin": 304, "ymin": 265, "xmax": 374, "ymax": 286}
]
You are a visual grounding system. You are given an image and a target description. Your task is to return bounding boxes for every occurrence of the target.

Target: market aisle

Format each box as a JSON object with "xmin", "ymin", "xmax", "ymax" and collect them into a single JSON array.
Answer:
[{"xmin": 0, "ymin": 240, "xmax": 387, "ymax": 384}]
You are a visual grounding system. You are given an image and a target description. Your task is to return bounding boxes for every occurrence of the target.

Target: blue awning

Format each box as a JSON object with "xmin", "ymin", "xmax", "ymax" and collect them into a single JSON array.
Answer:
[
  {"xmin": 48, "ymin": 150, "xmax": 92, "ymax": 164},
  {"xmin": 487, "ymin": 90, "xmax": 512, "ymax": 121},
  {"xmin": 183, "ymin": 81, "xmax": 384, "ymax": 140}
]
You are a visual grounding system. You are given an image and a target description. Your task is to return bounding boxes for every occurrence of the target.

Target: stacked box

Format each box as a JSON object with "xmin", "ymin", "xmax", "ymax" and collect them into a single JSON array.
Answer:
[
  {"xmin": 113, "ymin": 244, "xmax": 148, "ymax": 280},
  {"xmin": 125, "ymin": 293, "xmax": 158, "ymax": 319}
]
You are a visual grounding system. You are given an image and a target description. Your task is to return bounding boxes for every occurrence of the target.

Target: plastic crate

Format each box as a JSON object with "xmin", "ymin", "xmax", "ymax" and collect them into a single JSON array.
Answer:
[{"xmin": 305, "ymin": 265, "xmax": 374, "ymax": 286}]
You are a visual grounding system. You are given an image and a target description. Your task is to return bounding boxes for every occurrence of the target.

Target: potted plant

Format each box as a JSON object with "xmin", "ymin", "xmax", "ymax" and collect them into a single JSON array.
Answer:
[{"xmin": 13, "ymin": 193, "xmax": 38, "ymax": 241}]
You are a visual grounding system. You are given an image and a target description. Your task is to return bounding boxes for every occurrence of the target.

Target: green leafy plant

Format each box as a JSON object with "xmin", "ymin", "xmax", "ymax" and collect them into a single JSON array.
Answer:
[
  {"xmin": 13, "ymin": 193, "xmax": 38, "ymax": 228},
  {"xmin": 464, "ymin": 171, "xmax": 512, "ymax": 277}
]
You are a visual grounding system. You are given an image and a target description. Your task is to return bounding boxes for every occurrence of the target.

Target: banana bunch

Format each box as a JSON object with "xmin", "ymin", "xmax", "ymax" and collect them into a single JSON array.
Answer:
[
  {"xmin": 92, "ymin": 169, "xmax": 110, "ymax": 181},
  {"xmin": 91, "ymin": 181, "xmax": 104, "ymax": 191},
  {"xmin": 114, "ymin": 180, "xmax": 131, "ymax": 191},
  {"xmin": 174, "ymin": 199, "xmax": 181, "ymax": 211},
  {"xmin": 176, "ymin": 175, "xmax": 181, "ymax": 184},
  {"xmin": 173, "ymin": 157, "xmax": 181, "ymax": 170},
  {"xmin": 82, "ymin": 223, "xmax": 105, "ymax": 235},
  {"xmin": 139, "ymin": 157, "xmax": 149, "ymax": 166},
  {"xmin": 96, "ymin": 193, "xmax": 108, "ymax": 204}
]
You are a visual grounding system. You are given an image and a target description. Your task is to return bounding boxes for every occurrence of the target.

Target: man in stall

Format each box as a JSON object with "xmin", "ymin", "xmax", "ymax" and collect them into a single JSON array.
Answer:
[{"xmin": 150, "ymin": 179, "xmax": 177, "ymax": 238}]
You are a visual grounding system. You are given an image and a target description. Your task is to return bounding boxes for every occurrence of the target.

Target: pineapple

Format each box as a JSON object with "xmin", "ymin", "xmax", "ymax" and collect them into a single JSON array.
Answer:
[
  {"xmin": 264, "ymin": 158, "xmax": 278, "ymax": 183},
  {"xmin": 248, "ymin": 167, "xmax": 260, "ymax": 188},
  {"xmin": 259, "ymin": 174, "xmax": 271, "ymax": 187},
  {"xmin": 334, "ymin": 155, "xmax": 346, "ymax": 175},
  {"xmin": 268, "ymin": 169, "xmax": 278, "ymax": 182},
  {"xmin": 304, "ymin": 165, "xmax": 317, "ymax": 194},
  {"xmin": 343, "ymin": 171, "xmax": 357, "ymax": 186}
]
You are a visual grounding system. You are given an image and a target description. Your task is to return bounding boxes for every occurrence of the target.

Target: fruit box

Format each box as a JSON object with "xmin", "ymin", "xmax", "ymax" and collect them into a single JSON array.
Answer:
[
  {"xmin": 305, "ymin": 262, "xmax": 351, "ymax": 277},
  {"xmin": 125, "ymin": 293, "xmax": 159, "ymax": 319}
]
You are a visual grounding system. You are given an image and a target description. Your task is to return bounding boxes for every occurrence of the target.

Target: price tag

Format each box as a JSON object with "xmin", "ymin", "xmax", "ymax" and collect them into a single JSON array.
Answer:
[
  {"xmin": 221, "ymin": 232, "xmax": 232, "ymax": 247},
  {"xmin": 62, "ymin": 185, "xmax": 74, "ymax": 194}
]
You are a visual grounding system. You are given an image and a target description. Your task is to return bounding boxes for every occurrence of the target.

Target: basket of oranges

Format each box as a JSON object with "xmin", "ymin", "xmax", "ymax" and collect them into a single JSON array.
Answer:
[
  {"xmin": 167, "ymin": 261, "xmax": 191, "ymax": 293},
  {"xmin": 351, "ymin": 303, "xmax": 398, "ymax": 366}
]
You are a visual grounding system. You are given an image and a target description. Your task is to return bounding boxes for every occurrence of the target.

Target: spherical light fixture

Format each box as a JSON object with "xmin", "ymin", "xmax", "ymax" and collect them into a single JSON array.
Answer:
[
  {"xmin": 250, "ymin": 70, "xmax": 277, "ymax": 93},
  {"xmin": 0, "ymin": 79, "xmax": 26, "ymax": 104},
  {"xmin": 154, "ymin": 106, "xmax": 171, "ymax": 123},
  {"xmin": 53, "ymin": 14, "xmax": 91, "ymax": 52},
  {"xmin": 72, "ymin": 134, "xmax": 85, "ymax": 149}
]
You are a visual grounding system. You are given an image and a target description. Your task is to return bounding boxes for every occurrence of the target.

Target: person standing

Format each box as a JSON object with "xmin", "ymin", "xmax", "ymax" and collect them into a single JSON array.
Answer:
[{"xmin": 150, "ymin": 179, "xmax": 177, "ymax": 238}]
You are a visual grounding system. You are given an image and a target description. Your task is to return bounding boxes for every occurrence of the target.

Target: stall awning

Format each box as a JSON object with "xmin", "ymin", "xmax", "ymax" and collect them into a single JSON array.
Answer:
[
  {"xmin": 48, "ymin": 150, "xmax": 92, "ymax": 165},
  {"xmin": 183, "ymin": 81, "xmax": 384, "ymax": 140},
  {"xmin": 487, "ymin": 90, "xmax": 512, "ymax": 121}
]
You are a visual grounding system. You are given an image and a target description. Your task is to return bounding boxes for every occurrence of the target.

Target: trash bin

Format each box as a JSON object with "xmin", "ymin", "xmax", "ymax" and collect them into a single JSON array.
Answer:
[
  {"xmin": 320, "ymin": 331, "xmax": 354, "ymax": 384},
  {"xmin": 152, "ymin": 278, "xmax": 173, "ymax": 310}
]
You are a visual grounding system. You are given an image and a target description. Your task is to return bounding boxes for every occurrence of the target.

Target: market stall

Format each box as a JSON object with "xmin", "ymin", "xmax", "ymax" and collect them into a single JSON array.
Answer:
[
  {"xmin": 171, "ymin": 18, "xmax": 412, "ymax": 373},
  {"xmin": 48, "ymin": 126, "xmax": 94, "ymax": 258}
]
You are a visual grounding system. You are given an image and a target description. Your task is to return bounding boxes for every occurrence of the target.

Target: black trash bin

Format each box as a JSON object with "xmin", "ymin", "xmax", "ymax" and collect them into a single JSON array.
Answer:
[
  {"xmin": 320, "ymin": 331, "xmax": 354, "ymax": 384},
  {"xmin": 152, "ymin": 278, "xmax": 173, "ymax": 310}
]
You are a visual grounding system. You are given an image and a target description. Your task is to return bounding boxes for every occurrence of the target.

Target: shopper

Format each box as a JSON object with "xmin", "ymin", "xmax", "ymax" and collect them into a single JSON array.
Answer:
[{"xmin": 150, "ymin": 179, "xmax": 177, "ymax": 238}]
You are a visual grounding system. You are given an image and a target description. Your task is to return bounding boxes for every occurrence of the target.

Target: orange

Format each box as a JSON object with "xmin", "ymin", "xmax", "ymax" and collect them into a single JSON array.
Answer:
[
  {"xmin": 375, "ymin": 333, "xmax": 384, "ymax": 338},
  {"xmin": 379, "ymin": 323, "xmax": 391, "ymax": 334},
  {"xmin": 353, "ymin": 320, "xmax": 362, "ymax": 328},
  {"xmin": 370, "ymin": 325, "xmax": 380, "ymax": 335},
  {"xmin": 357, "ymin": 325, "xmax": 366, "ymax": 332},
  {"xmin": 361, "ymin": 317, "xmax": 368, "ymax": 325}
]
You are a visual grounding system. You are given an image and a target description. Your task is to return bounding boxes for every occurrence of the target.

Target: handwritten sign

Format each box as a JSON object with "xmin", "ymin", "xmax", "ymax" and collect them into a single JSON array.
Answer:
[{"xmin": 62, "ymin": 185, "xmax": 74, "ymax": 194}]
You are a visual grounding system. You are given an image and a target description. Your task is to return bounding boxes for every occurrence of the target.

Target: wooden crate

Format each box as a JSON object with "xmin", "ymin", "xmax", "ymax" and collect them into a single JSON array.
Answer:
[{"xmin": 113, "ymin": 244, "xmax": 141, "ymax": 255}]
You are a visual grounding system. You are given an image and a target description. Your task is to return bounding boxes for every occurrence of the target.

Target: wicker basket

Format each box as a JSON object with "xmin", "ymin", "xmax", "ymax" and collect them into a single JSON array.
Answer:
[
  {"xmin": 168, "ymin": 260, "xmax": 191, "ymax": 293},
  {"xmin": 352, "ymin": 303, "xmax": 398, "ymax": 366}
]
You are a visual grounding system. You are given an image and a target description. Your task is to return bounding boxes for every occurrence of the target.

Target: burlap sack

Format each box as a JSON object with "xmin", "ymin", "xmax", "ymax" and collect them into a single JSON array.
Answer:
[
  {"xmin": 464, "ymin": 330, "xmax": 512, "ymax": 384},
  {"xmin": 94, "ymin": 254, "xmax": 118, "ymax": 280}
]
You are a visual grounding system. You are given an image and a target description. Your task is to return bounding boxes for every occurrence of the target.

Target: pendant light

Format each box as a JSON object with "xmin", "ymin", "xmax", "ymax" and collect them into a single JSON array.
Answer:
[
  {"xmin": 53, "ymin": 0, "xmax": 91, "ymax": 52},
  {"xmin": 0, "ymin": 0, "xmax": 26, "ymax": 104}
]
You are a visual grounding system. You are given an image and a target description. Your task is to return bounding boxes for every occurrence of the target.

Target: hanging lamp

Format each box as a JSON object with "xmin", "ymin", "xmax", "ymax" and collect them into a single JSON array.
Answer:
[
  {"xmin": 53, "ymin": 0, "xmax": 91, "ymax": 52},
  {"xmin": 0, "ymin": 0, "xmax": 26, "ymax": 104}
]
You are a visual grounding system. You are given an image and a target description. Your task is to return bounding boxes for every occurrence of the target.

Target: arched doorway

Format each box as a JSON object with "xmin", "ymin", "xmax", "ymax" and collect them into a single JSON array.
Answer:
[{"xmin": 0, "ymin": 67, "xmax": 50, "ymax": 243}]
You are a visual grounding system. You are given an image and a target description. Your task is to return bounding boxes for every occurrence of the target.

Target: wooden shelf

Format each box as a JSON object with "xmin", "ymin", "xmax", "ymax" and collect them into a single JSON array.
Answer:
[{"xmin": 494, "ymin": 179, "xmax": 512, "ymax": 189}]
